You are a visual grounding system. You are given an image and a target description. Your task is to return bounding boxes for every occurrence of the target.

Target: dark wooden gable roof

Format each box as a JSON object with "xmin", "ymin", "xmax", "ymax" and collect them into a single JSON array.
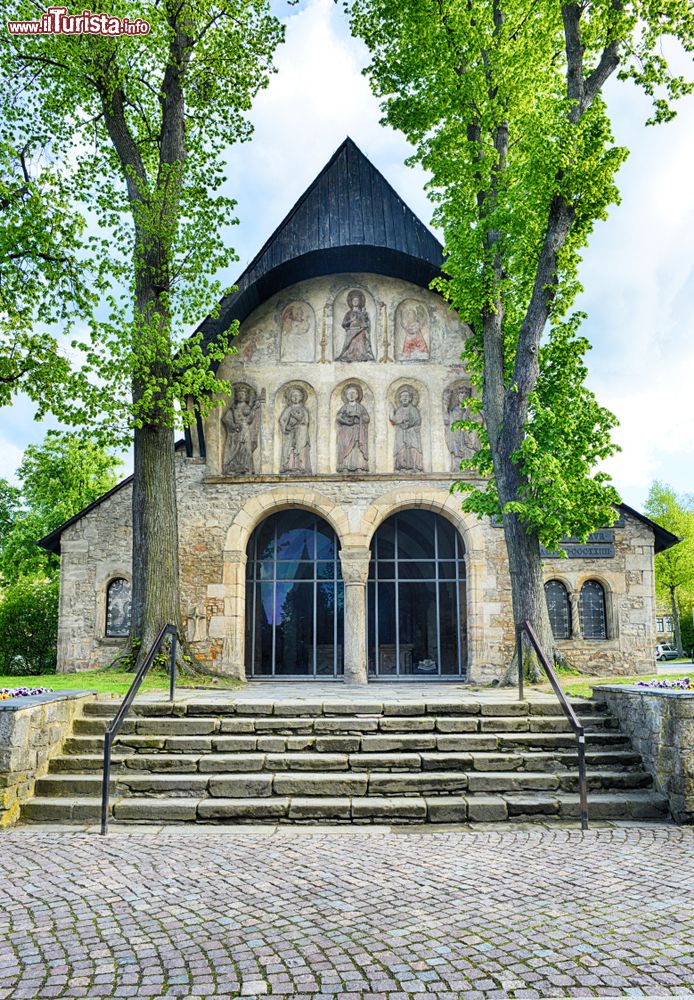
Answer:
[{"xmin": 196, "ymin": 137, "xmax": 444, "ymax": 350}]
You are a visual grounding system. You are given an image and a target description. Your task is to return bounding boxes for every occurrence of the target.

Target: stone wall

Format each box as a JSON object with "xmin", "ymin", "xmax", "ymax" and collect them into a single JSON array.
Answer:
[
  {"xmin": 54, "ymin": 270, "xmax": 658, "ymax": 680},
  {"xmin": 594, "ymin": 686, "xmax": 694, "ymax": 823},
  {"xmin": 0, "ymin": 692, "xmax": 93, "ymax": 826},
  {"xmin": 542, "ymin": 517, "xmax": 657, "ymax": 676}
]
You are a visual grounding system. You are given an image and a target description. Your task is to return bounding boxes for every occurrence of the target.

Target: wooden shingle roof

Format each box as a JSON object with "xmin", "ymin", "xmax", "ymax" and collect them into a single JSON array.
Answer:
[{"xmin": 196, "ymin": 137, "xmax": 444, "ymax": 350}]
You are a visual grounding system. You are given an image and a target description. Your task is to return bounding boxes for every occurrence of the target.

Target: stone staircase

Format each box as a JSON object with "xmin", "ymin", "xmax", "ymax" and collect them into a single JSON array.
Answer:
[{"xmin": 20, "ymin": 694, "xmax": 670, "ymax": 825}]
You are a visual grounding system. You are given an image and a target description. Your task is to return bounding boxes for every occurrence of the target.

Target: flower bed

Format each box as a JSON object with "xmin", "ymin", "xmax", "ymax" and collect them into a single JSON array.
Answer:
[
  {"xmin": 0, "ymin": 687, "xmax": 51, "ymax": 701},
  {"xmin": 636, "ymin": 677, "xmax": 692, "ymax": 691}
]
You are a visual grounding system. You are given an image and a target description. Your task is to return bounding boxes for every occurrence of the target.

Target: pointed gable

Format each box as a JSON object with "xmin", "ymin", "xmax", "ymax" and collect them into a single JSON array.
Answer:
[{"xmin": 197, "ymin": 138, "xmax": 444, "ymax": 350}]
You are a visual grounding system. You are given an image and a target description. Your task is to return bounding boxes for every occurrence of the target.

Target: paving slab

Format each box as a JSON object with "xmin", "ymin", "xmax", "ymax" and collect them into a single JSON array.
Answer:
[{"xmin": 2, "ymin": 825, "xmax": 691, "ymax": 999}]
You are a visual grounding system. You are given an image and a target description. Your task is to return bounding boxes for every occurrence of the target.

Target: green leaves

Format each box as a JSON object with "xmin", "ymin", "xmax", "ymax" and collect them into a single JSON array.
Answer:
[
  {"xmin": 0, "ymin": 0, "xmax": 283, "ymax": 440},
  {"xmin": 0, "ymin": 430, "xmax": 121, "ymax": 585},
  {"xmin": 347, "ymin": 0, "xmax": 691, "ymax": 554}
]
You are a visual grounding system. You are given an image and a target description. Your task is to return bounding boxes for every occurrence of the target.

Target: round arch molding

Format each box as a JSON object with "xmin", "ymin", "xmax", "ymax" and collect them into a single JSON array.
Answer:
[
  {"xmin": 220, "ymin": 487, "xmax": 352, "ymax": 680},
  {"xmin": 358, "ymin": 488, "xmax": 487, "ymax": 681}
]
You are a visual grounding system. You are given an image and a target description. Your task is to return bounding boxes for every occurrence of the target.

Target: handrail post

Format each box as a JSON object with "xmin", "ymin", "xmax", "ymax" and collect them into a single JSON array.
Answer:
[
  {"xmin": 100, "ymin": 730, "xmax": 111, "ymax": 836},
  {"xmin": 169, "ymin": 629, "xmax": 177, "ymax": 703},
  {"xmin": 516, "ymin": 623, "xmax": 524, "ymax": 702},
  {"xmin": 518, "ymin": 619, "xmax": 588, "ymax": 831},
  {"xmin": 99, "ymin": 622, "xmax": 177, "ymax": 835},
  {"xmin": 577, "ymin": 731, "xmax": 588, "ymax": 831}
]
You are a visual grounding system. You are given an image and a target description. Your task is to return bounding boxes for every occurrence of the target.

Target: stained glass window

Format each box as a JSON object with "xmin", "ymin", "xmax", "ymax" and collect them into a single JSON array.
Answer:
[
  {"xmin": 544, "ymin": 580, "xmax": 571, "ymax": 640},
  {"xmin": 579, "ymin": 580, "xmax": 607, "ymax": 640}
]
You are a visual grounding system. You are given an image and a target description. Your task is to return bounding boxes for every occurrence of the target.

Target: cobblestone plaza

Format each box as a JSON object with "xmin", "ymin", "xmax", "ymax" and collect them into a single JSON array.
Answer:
[{"xmin": 2, "ymin": 825, "xmax": 693, "ymax": 999}]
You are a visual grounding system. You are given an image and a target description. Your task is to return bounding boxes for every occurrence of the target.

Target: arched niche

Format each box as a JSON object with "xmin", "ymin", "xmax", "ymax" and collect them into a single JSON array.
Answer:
[
  {"xmin": 332, "ymin": 284, "xmax": 378, "ymax": 363},
  {"xmin": 273, "ymin": 380, "xmax": 317, "ymax": 476},
  {"xmin": 386, "ymin": 378, "xmax": 430, "ymax": 474},
  {"xmin": 329, "ymin": 379, "xmax": 376, "ymax": 475}
]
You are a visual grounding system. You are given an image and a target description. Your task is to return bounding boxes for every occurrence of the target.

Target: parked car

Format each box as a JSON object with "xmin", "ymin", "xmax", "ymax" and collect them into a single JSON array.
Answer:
[{"xmin": 655, "ymin": 643, "xmax": 680, "ymax": 661}]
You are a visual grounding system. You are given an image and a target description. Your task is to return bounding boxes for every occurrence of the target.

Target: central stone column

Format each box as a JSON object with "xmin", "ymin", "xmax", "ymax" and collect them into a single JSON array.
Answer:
[{"xmin": 340, "ymin": 547, "xmax": 371, "ymax": 685}]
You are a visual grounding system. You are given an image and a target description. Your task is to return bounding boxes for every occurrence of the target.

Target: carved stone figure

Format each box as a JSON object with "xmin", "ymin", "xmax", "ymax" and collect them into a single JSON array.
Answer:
[
  {"xmin": 336, "ymin": 383, "xmax": 370, "ymax": 473},
  {"xmin": 390, "ymin": 385, "xmax": 423, "ymax": 472},
  {"xmin": 279, "ymin": 385, "xmax": 312, "ymax": 474},
  {"xmin": 280, "ymin": 301, "xmax": 314, "ymax": 362},
  {"xmin": 336, "ymin": 289, "xmax": 375, "ymax": 362},
  {"xmin": 187, "ymin": 604, "xmax": 207, "ymax": 643},
  {"xmin": 444, "ymin": 384, "xmax": 479, "ymax": 471},
  {"xmin": 222, "ymin": 383, "xmax": 262, "ymax": 475},
  {"xmin": 397, "ymin": 299, "xmax": 430, "ymax": 360}
]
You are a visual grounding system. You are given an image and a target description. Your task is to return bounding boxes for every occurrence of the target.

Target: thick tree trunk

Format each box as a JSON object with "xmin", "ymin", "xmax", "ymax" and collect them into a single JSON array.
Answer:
[
  {"xmin": 502, "ymin": 511, "xmax": 556, "ymax": 684},
  {"xmin": 130, "ymin": 420, "xmax": 183, "ymax": 662}
]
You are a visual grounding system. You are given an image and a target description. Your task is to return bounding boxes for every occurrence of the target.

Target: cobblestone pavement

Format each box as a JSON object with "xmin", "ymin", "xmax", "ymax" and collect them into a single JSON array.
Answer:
[{"xmin": 1, "ymin": 825, "xmax": 693, "ymax": 1000}]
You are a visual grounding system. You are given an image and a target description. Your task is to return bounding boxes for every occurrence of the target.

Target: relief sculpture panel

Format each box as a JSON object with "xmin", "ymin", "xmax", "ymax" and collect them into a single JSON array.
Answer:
[
  {"xmin": 395, "ymin": 299, "xmax": 430, "ymax": 361},
  {"xmin": 336, "ymin": 382, "xmax": 370, "ymax": 473},
  {"xmin": 444, "ymin": 383, "xmax": 479, "ymax": 472},
  {"xmin": 222, "ymin": 383, "xmax": 263, "ymax": 475},
  {"xmin": 278, "ymin": 384, "xmax": 312, "ymax": 474},
  {"xmin": 334, "ymin": 288, "xmax": 376, "ymax": 362},
  {"xmin": 279, "ymin": 300, "xmax": 315, "ymax": 362},
  {"xmin": 390, "ymin": 384, "xmax": 424, "ymax": 473}
]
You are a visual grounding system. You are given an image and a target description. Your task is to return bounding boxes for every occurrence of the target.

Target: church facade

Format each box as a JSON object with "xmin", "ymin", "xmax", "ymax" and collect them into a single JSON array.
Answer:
[{"xmin": 41, "ymin": 140, "xmax": 675, "ymax": 682}]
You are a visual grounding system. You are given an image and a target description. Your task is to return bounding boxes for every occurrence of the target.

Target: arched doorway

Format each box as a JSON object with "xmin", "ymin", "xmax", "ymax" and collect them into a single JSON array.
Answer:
[
  {"xmin": 245, "ymin": 510, "xmax": 344, "ymax": 677},
  {"xmin": 368, "ymin": 509, "xmax": 467, "ymax": 677}
]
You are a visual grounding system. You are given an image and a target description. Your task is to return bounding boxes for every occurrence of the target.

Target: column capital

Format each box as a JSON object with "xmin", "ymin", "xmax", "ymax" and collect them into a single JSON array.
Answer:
[{"xmin": 339, "ymin": 547, "xmax": 371, "ymax": 585}]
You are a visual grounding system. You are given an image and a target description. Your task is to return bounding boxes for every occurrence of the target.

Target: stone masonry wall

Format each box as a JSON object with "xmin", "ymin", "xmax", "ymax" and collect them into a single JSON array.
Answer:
[
  {"xmin": 55, "ymin": 271, "xmax": 659, "ymax": 680},
  {"xmin": 594, "ymin": 686, "xmax": 694, "ymax": 823},
  {"xmin": 0, "ymin": 693, "xmax": 93, "ymax": 826}
]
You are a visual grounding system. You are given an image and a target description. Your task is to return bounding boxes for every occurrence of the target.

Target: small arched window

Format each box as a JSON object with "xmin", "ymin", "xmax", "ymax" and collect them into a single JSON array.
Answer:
[
  {"xmin": 579, "ymin": 580, "xmax": 607, "ymax": 640},
  {"xmin": 106, "ymin": 578, "xmax": 132, "ymax": 638},
  {"xmin": 544, "ymin": 580, "xmax": 571, "ymax": 640}
]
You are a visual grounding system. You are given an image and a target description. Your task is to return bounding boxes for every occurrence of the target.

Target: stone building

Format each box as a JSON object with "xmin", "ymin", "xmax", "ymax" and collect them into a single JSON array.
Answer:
[{"xmin": 40, "ymin": 139, "xmax": 677, "ymax": 682}]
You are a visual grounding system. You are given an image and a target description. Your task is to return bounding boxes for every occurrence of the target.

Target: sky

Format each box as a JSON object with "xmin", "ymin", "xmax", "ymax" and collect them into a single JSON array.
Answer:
[{"xmin": 2, "ymin": 0, "xmax": 693, "ymax": 512}]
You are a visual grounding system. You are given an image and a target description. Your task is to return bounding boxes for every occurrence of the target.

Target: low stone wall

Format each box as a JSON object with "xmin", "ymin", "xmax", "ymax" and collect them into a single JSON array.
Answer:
[
  {"xmin": 594, "ymin": 685, "xmax": 694, "ymax": 824},
  {"xmin": 0, "ymin": 691, "xmax": 94, "ymax": 827}
]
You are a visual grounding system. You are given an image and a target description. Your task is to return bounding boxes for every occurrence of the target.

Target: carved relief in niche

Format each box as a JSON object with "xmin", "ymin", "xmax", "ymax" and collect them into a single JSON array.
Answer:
[
  {"xmin": 279, "ymin": 301, "xmax": 315, "ymax": 362},
  {"xmin": 333, "ymin": 288, "xmax": 375, "ymax": 362},
  {"xmin": 336, "ymin": 383, "xmax": 370, "ymax": 473},
  {"xmin": 395, "ymin": 299, "xmax": 430, "ymax": 361},
  {"xmin": 444, "ymin": 383, "xmax": 479, "ymax": 472},
  {"xmin": 390, "ymin": 384, "xmax": 424, "ymax": 473},
  {"xmin": 279, "ymin": 384, "xmax": 312, "ymax": 475},
  {"xmin": 222, "ymin": 383, "xmax": 263, "ymax": 475}
]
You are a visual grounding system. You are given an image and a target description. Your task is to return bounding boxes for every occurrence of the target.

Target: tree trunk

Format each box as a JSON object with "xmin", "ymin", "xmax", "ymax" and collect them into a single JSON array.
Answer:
[
  {"xmin": 130, "ymin": 419, "xmax": 184, "ymax": 663},
  {"xmin": 671, "ymin": 587, "xmax": 683, "ymax": 656}
]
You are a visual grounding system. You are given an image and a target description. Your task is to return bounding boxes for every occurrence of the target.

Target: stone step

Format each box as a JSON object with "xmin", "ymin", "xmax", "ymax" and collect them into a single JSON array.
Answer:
[
  {"xmin": 34, "ymin": 766, "xmax": 654, "ymax": 801},
  {"xmin": 62, "ymin": 729, "xmax": 628, "ymax": 757},
  {"xmin": 49, "ymin": 746, "xmax": 645, "ymax": 777},
  {"xmin": 81, "ymin": 696, "xmax": 608, "ymax": 718},
  {"xmin": 71, "ymin": 712, "xmax": 616, "ymax": 737},
  {"xmin": 21, "ymin": 789, "xmax": 669, "ymax": 825}
]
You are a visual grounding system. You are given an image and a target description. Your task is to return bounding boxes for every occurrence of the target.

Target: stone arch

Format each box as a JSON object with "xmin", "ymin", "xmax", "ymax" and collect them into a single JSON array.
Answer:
[
  {"xmin": 224, "ymin": 486, "xmax": 351, "ymax": 558},
  {"xmin": 358, "ymin": 487, "xmax": 482, "ymax": 551},
  {"xmin": 94, "ymin": 565, "xmax": 132, "ymax": 640},
  {"xmin": 358, "ymin": 489, "xmax": 487, "ymax": 679},
  {"xmin": 220, "ymin": 488, "xmax": 352, "ymax": 680}
]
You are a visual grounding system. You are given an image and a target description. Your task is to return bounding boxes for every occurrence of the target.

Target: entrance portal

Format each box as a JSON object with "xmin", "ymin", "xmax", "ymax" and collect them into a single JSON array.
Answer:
[
  {"xmin": 367, "ymin": 509, "xmax": 467, "ymax": 677},
  {"xmin": 245, "ymin": 510, "xmax": 344, "ymax": 677}
]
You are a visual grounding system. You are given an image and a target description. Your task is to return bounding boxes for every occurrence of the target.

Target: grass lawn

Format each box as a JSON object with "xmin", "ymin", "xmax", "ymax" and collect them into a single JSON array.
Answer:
[
  {"xmin": 0, "ymin": 670, "xmax": 243, "ymax": 697},
  {"xmin": 533, "ymin": 669, "xmax": 693, "ymax": 700}
]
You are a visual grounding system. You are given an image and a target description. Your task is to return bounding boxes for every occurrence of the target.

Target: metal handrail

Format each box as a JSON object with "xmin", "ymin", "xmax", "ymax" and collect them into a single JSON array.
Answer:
[
  {"xmin": 515, "ymin": 619, "xmax": 588, "ymax": 830},
  {"xmin": 100, "ymin": 623, "xmax": 178, "ymax": 835}
]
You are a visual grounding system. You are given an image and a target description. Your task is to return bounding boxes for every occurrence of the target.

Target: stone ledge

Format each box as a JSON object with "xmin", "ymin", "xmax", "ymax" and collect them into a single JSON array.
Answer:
[{"xmin": 0, "ymin": 690, "xmax": 96, "ymax": 713}]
